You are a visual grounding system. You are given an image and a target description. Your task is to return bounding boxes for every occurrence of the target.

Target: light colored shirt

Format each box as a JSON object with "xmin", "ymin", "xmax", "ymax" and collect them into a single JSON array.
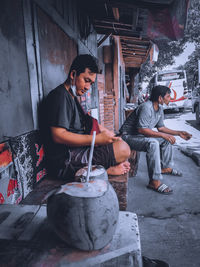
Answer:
[{"xmin": 120, "ymin": 101, "xmax": 164, "ymax": 135}]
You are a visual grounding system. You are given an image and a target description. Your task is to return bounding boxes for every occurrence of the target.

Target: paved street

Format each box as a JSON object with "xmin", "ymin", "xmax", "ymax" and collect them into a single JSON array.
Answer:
[{"xmin": 127, "ymin": 110, "xmax": 200, "ymax": 267}]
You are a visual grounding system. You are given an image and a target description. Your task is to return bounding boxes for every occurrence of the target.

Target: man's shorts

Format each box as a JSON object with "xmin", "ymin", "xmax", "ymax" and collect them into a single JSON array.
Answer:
[{"xmin": 57, "ymin": 143, "xmax": 117, "ymax": 181}]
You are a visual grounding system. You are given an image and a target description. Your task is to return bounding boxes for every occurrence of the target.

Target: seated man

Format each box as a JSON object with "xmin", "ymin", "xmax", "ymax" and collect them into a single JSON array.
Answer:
[
  {"xmin": 119, "ymin": 85, "xmax": 192, "ymax": 194},
  {"xmin": 42, "ymin": 54, "xmax": 130, "ymax": 181}
]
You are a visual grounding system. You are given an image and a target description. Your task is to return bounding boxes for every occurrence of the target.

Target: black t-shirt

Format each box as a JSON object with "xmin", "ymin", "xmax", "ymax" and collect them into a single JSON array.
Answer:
[{"xmin": 41, "ymin": 84, "xmax": 85, "ymax": 164}]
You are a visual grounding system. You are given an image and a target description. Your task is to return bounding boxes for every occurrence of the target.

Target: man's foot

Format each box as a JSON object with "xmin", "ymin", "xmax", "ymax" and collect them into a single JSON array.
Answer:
[
  {"xmin": 162, "ymin": 168, "xmax": 182, "ymax": 176},
  {"xmin": 147, "ymin": 180, "xmax": 173, "ymax": 194},
  {"xmin": 107, "ymin": 161, "xmax": 130, "ymax": 176}
]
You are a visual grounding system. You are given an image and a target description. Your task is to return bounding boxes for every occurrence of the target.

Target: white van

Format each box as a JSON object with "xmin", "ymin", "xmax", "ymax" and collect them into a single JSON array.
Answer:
[{"xmin": 149, "ymin": 69, "xmax": 191, "ymax": 111}]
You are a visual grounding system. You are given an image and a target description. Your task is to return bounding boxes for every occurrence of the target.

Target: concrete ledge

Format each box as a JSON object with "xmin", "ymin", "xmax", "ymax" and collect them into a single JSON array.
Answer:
[
  {"xmin": 180, "ymin": 147, "xmax": 200, "ymax": 166},
  {"xmin": 0, "ymin": 206, "xmax": 142, "ymax": 267}
]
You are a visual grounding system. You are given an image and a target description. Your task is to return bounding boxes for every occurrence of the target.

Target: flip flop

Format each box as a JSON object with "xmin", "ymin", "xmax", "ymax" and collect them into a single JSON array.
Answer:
[
  {"xmin": 147, "ymin": 183, "xmax": 173, "ymax": 195},
  {"xmin": 162, "ymin": 169, "xmax": 182, "ymax": 176}
]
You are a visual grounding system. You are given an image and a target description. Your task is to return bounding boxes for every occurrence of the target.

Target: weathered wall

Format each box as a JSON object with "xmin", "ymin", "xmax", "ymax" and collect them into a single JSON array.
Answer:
[
  {"xmin": 0, "ymin": 0, "xmax": 98, "ymax": 143},
  {"xmin": 0, "ymin": 0, "xmax": 33, "ymax": 142},
  {"xmin": 36, "ymin": 6, "xmax": 78, "ymax": 96}
]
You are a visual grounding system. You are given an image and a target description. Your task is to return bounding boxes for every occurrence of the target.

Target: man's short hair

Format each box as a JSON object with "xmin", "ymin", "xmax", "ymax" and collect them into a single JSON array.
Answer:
[
  {"xmin": 150, "ymin": 85, "xmax": 171, "ymax": 101},
  {"xmin": 68, "ymin": 54, "xmax": 99, "ymax": 77}
]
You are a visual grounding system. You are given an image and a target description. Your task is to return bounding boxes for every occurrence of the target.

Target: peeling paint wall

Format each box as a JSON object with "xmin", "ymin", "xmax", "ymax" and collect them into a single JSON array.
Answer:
[
  {"xmin": 0, "ymin": 0, "xmax": 98, "ymax": 144},
  {"xmin": 36, "ymin": 6, "xmax": 78, "ymax": 96},
  {"xmin": 0, "ymin": 0, "xmax": 33, "ymax": 142}
]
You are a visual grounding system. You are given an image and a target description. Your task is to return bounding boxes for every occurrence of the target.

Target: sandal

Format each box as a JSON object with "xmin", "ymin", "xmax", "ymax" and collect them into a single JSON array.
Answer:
[
  {"xmin": 147, "ymin": 183, "xmax": 173, "ymax": 195},
  {"xmin": 162, "ymin": 169, "xmax": 182, "ymax": 176}
]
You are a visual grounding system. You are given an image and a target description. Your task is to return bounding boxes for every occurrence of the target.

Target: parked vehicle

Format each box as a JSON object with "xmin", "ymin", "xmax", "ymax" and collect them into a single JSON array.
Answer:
[
  {"xmin": 149, "ymin": 69, "xmax": 191, "ymax": 111},
  {"xmin": 192, "ymin": 61, "xmax": 200, "ymax": 124}
]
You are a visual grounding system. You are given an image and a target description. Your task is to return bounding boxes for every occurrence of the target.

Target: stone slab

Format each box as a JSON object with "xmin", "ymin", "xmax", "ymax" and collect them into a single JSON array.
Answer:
[{"xmin": 0, "ymin": 204, "xmax": 142, "ymax": 267}]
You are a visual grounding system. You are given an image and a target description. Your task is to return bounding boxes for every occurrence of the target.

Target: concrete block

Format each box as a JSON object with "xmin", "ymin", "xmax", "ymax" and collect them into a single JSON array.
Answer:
[{"xmin": 0, "ymin": 205, "xmax": 142, "ymax": 267}]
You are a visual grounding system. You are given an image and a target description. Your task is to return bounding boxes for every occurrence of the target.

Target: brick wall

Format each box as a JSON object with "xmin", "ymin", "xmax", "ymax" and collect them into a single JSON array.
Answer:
[
  {"xmin": 97, "ymin": 74, "xmax": 115, "ymax": 132},
  {"xmin": 104, "ymin": 94, "xmax": 114, "ymax": 132},
  {"xmin": 97, "ymin": 74, "xmax": 105, "ymax": 126}
]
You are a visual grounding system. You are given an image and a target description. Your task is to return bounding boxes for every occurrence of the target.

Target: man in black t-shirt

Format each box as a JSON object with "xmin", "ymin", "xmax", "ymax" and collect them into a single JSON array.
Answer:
[{"xmin": 42, "ymin": 54, "xmax": 130, "ymax": 180}]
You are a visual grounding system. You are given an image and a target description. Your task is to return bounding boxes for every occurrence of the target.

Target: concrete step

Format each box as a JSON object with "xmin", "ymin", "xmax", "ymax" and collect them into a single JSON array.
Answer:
[{"xmin": 0, "ymin": 205, "xmax": 142, "ymax": 267}]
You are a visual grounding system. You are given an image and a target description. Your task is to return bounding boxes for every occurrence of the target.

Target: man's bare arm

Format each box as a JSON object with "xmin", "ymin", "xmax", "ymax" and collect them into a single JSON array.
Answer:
[
  {"xmin": 51, "ymin": 127, "xmax": 121, "ymax": 146},
  {"xmin": 138, "ymin": 128, "xmax": 176, "ymax": 144},
  {"xmin": 158, "ymin": 126, "xmax": 192, "ymax": 140},
  {"xmin": 157, "ymin": 126, "xmax": 180, "ymax": 136}
]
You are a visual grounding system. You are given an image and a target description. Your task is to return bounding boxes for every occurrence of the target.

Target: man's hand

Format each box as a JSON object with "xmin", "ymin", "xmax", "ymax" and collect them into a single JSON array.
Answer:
[
  {"xmin": 178, "ymin": 131, "xmax": 192, "ymax": 140},
  {"xmin": 96, "ymin": 131, "xmax": 121, "ymax": 145},
  {"xmin": 162, "ymin": 133, "xmax": 176, "ymax": 144},
  {"xmin": 98, "ymin": 124, "xmax": 115, "ymax": 137}
]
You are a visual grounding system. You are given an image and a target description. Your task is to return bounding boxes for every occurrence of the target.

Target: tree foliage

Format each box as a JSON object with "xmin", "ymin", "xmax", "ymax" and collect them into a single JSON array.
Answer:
[
  {"xmin": 181, "ymin": 0, "xmax": 200, "ymax": 89},
  {"xmin": 182, "ymin": 46, "xmax": 200, "ymax": 89},
  {"xmin": 140, "ymin": 40, "xmax": 185, "ymax": 83},
  {"xmin": 140, "ymin": 0, "xmax": 200, "ymax": 86},
  {"xmin": 184, "ymin": 0, "xmax": 200, "ymax": 44}
]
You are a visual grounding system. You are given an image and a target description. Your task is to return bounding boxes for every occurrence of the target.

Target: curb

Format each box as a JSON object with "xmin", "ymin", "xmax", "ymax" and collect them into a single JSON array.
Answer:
[{"xmin": 180, "ymin": 147, "xmax": 200, "ymax": 167}]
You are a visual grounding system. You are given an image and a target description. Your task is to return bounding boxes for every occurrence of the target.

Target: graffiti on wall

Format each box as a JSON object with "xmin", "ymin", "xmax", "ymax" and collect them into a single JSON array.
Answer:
[
  {"xmin": 0, "ymin": 143, "xmax": 22, "ymax": 204},
  {"xmin": 10, "ymin": 131, "xmax": 47, "ymax": 198},
  {"xmin": 0, "ymin": 131, "xmax": 47, "ymax": 204}
]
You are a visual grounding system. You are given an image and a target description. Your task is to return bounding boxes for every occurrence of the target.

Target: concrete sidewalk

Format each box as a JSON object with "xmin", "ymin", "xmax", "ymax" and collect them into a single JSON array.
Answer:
[{"xmin": 127, "ymin": 147, "xmax": 200, "ymax": 267}]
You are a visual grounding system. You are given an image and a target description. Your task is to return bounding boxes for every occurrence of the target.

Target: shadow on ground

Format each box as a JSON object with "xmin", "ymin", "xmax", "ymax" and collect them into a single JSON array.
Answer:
[
  {"xmin": 186, "ymin": 120, "xmax": 200, "ymax": 131},
  {"xmin": 127, "ymin": 147, "xmax": 200, "ymax": 267}
]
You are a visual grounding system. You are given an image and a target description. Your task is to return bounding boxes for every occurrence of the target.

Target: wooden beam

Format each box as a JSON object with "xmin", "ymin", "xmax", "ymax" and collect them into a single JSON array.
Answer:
[
  {"xmin": 132, "ymin": 8, "xmax": 139, "ymax": 30},
  {"xmin": 95, "ymin": 24, "xmax": 133, "ymax": 31},
  {"xmin": 124, "ymin": 59, "xmax": 143, "ymax": 63},
  {"xmin": 122, "ymin": 51, "xmax": 147, "ymax": 56},
  {"xmin": 143, "ymin": 41, "xmax": 152, "ymax": 61},
  {"xmin": 121, "ymin": 41, "xmax": 149, "ymax": 47},
  {"xmin": 122, "ymin": 43, "xmax": 148, "ymax": 49},
  {"xmin": 122, "ymin": 44, "xmax": 148, "ymax": 49},
  {"xmin": 94, "ymin": 19, "xmax": 132, "ymax": 27},
  {"xmin": 124, "ymin": 57, "xmax": 144, "ymax": 62},
  {"xmin": 124, "ymin": 57, "xmax": 143, "ymax": 61},
  {"xmin": 125, "ymin": 62, "xmax": 142, "ymax": 68},
  {"xmin": 121, "ymin": 39, "xmax": 150, "ymax": 45},
  {"xmin": 121, "ymin": 41, "xmax": 149, "ymax": 46},
  {"xmin": 122, "ymin": 46, "xmax": 148, "ymax": 51},
  {"xmin": 112, "ymin": 7, "xmax": 120, "ymax": 21},
  {"xmin": 95, "ymin": 28, "xmax": 141, "ymax": 38},
  {"xmin": 122, "ymin": 46, "xmax": 148, "ymax": 52},
  {"xmin": 120, "ymin": 35, "xmax": 149, "ymax": 42}
]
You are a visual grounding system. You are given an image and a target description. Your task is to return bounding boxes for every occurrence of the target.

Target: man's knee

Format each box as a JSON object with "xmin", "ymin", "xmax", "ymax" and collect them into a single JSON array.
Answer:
[
  {"xmin": 147, "ymin": 139, "xmax": 160, "ymax": 152},
  {"xmin": 113, "ymin": 140, "xmax": 131, "ymax": 162},
  {"xmin": 121, "ymin": 140, "xmax": 131, "ymax": 158},
  {"xmin": 162, "ymin": 139, "xmax": 171, "ymax": 147}
]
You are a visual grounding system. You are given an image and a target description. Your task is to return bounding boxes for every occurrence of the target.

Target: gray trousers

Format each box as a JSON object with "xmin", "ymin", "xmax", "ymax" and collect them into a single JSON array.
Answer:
[{"xmin": 122, "ymin": 135, "xmax": 174, "ymax": 181}]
